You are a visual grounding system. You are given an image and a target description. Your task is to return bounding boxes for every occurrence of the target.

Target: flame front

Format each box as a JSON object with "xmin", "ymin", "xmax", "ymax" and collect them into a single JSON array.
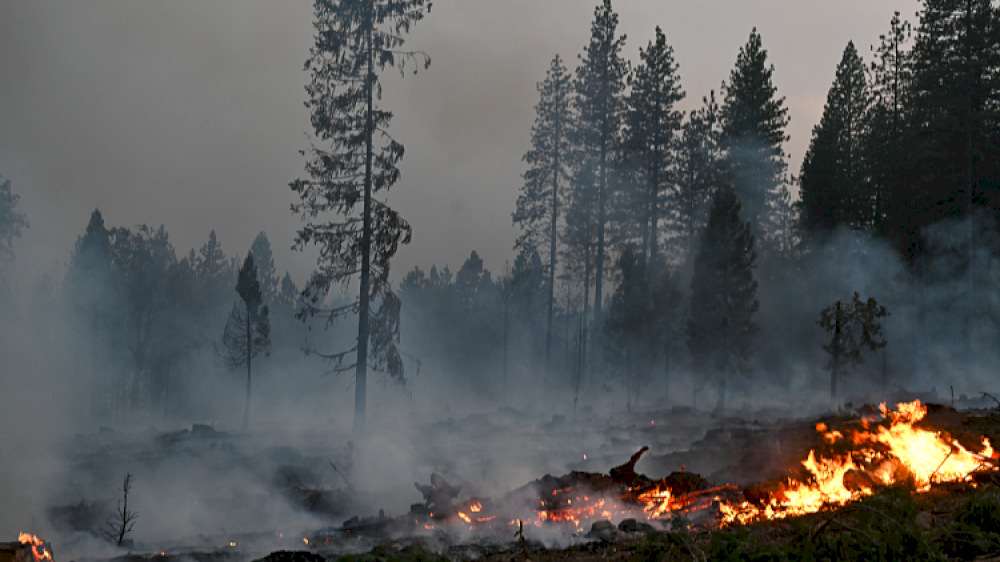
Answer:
[
  {"xmin": 415, "ymin": 401, "xmax": 995, "ymax": 533},
  {"xmin": 718, "ymin": 400, "xmax": 996, "ymax": 525}
]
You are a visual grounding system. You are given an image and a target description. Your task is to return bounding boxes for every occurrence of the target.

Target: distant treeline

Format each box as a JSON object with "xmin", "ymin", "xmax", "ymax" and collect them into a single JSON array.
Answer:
[
  {"xmin": 401, "ymin": 0, "xmax": 1000, "ymax": 410},
  {"xmin": 56, "ymin": 211, "xmax": 313, "ymax": 423}
]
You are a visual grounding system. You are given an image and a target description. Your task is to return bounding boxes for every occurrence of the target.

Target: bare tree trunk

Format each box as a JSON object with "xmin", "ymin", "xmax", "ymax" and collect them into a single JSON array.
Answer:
[
  {"xmin": 581, "ymin": 244, "xmax": 592, "ymax": 393},
  {"xmin": 716, "ymin": 377, "xmax": 726, "ymax": 412},
  {"xmin": 830, "ymin": 301, "xmax": 841, "ymax": 400},
  {"xmin": 353, "ymin": 13, "xmax": 376, "ymax": 435},
  {"xmin": 546, "ymin": 117, "xmax": 560, "ymax": 373},
  {"xmin": 243, "ymin": 308, "xmax": 252, "ymax": 431},
  {"xmin": 593, "ymin": 114, "xmax": 607, "ymax": 365}
]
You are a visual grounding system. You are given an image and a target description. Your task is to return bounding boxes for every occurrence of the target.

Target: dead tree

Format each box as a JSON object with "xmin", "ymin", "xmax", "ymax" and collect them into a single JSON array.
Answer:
[{"xmin": 103, "ymin": 472, "xmax": 138, "ymax": 546}]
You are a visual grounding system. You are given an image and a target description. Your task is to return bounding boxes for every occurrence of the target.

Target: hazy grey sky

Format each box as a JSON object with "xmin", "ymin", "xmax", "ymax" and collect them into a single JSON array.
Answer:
[{"xmin": 0, "ymin": 0, "xmax": 916, "ymax": 299}]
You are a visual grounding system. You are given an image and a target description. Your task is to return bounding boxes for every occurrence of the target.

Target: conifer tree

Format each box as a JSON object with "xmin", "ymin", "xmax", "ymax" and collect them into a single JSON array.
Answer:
[
  {"xmin": 218, "ymin": 252, "xmax": 271, "ymax": 430},
  {"xmin": 868, "ymin": 12, "xmax": 912, "ymax": 239},
  {"xmin": 603, "ymin": 246, "xmax": 657, "ymax": 409},
  {"xmin": 671, "ymin": 93, "xmax": 721, "ymax": 263},
  {"xmin": 111, "ymin": 225, "xmax": 177, "ymax": 417},
  {"xmin": 900, "ymin": 0, "xmax": 999, "ymax": 256},
  {"xmin": 195, "ymin": 230, "xmax": 232, "ymax": 306},
  {"xmin": 623, "ymin": 26, "xmax": 685, "ymax": 275},
  {"xmin": 65, "ymin": 210, "xmax": 115, "ymax": 421},
  {"xmin": 800, "ymin": 42, "xmax": 872, "ymax": 234},
  {"xmin": 561, "ymin": 164, "xmax": 598, "ymax": 372},
  {"xmin": 514, "ymin": 54, "xmax": 573, "ymax": 370},
  {"xmin": 720, "ymin": 29, "xmax": 790, "ymax": 246},
  {"xmin": 0, "ymin": 175, "xmax": 28, "ymax": 272},
  {"xmin": 687, "ymin": 182, "xmax": 759, "ymax": 411},
  {"xmin": 291, "ymin": 0, "xmax": 430, "ymax": 432},
  {"xmin": 250, "ymin": 232, "xmax": 279, "ymax": 305},
  {"xmin": 572, "ymin": 0, "xmax": 629, "ymax": 334}
]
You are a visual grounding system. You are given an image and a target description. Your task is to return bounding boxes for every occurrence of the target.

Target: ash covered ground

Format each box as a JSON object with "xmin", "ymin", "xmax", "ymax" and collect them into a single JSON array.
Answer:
[
  {"xmin": 37, "ymin": 403, "xmax": 784, "ymax": 561},
  {"xmin": 31, "ymin": 391, "xmax": 1000, "ymax": 562}
]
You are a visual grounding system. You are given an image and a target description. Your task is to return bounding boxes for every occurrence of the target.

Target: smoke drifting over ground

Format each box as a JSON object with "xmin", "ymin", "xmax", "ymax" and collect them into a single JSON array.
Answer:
[
  {"xmin": 1, "ymin": 1, "xmax": 998, "ymax": 559},
  {"xmin": 0, "ymin": 216, "xmax": 998, "ymax": 558}
]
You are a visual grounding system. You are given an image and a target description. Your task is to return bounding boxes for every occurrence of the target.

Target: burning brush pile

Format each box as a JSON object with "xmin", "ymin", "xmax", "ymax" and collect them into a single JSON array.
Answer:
[{"xmin": 340, "ymin": 400, "xmax": 997, "ymax": 542}]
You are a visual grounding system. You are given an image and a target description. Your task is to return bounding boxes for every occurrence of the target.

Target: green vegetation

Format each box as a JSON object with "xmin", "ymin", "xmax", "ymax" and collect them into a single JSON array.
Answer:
[{"xmin": 626, "ymin": 487, "xmax": 1000, "ymax": 562}]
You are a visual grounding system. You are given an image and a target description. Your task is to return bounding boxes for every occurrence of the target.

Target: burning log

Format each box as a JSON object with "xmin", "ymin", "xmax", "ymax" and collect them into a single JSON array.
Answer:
[
  {"xmin": 742, "ymin": 481, "xmax": 788, "ymax": 506},
  {"xmin": 609, "ymin": 446, "xmax": 649, "ymax": 486},
  {"xmin": 412, "ymin": 473, "xmax": 461, "ymax": 519},
  {"xmin": 842, "ymin": 469, "xmax": 878, "ymax": 493},
  {"xmin": 660, "ymin": 471, "xmax": 710, "ymax": 496}
]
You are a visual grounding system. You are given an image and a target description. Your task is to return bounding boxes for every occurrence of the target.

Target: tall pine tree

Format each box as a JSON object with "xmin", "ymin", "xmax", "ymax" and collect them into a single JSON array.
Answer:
[
  {"xmin": 218, "ymin": 252, "xmax": 271, "ymax": 431},
  {"xmin": 623, "ymin": 26, "xmax": 685, "ymax": 275},
  {"xmin": 573, "ymin": 0, "xmax": 629, "ymax": 353},
  {"xmin": 720, "ymin": 29, "xmax": 790, "ymax": 246},
  {"xmin": 671, "ymin": 93, "xmax": 722, "ymax": 263},
  {"xmin": 291, "ymin": 0, "xmax": 430, "ymax": 433},
  {"xmin": 65, "ymin": 210, "xmax": 115, "ymax": 423},
  {"xmin": 800, "ymin": 41, "xmax": 872, "ymax": 234},
  {"xmin": 250, "ymin": 232, "xmax": 279, "ymax": 306},
  {"xmin": 514, "ymin": 54, "xmax": 573, "ymax": 371},
  {"xmin": 868, "ymin": 12, "xmax": 912, "ymax": 240},
  {"xmin": 899, "ymin": 0, "xmax": 1000, "ymax": 257},
  {"xmin": 0, "ymin": 175, "xmax": 28, "ymax": 272},
  {"xmin": 603, "ymin": 246, "xmax": 657, "ymax": 410},
  {"xmin": 687, "ymin": 182, "xmax": 759, "ymax": 411}
]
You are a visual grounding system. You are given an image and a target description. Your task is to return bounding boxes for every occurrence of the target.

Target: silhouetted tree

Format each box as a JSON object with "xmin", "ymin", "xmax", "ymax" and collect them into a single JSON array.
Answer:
[
  {"xmin": 102, "ymin": 473, "xmax": 137, "ymax": 547},
  {"xmin": 867, "ymin": 12, "xmax": 912, "ymax": 239},
  {"xmin": 898, "ymin": 0, "xmax": 1000, "ymax": 258},
  {"xmin": 573, "ymin": 0, "xmax": 629, "ymax": 348},
  {"xmin": 111, "ymin": 225, "xmax": 176, "ymax": 418},
  {"xmin": 191, "ymin": 231, "xmax": 237, "ymax": 333},
  {"xmin": 65, "ymin": 210, "xmax": 116, "ymax": 420},
  {"xmin": 623, "ymin": 26, "xmax": 684, "ymax": 274},
  {"xmin": 0, "ymin": 175, "xmax": 28, "ymax": 272},
  {"xmin": 720, "ymin": 28, "xmax": 790, "ymax": 247},
  {"xmin": 651, "ymin": 269, "xmax": 684, "ymax": 401},
  {"xmin": 800, "ymin": 41, "xmax": 872, "ymax": 234},
  {"xmin": 561, "ymin": 164, "xmax": 598, "ymax": 366},
  {"xmin": 509, "ymin": 248, "xmax": 547, "ymax": 363},
  {"xmin": 670, "ymin": 93, "xmax": 721, "ymax": 263},
  {"xmin": 514, "ymin": 54, "xmax": 573, "ymax": 371},
  {"xmin": 687, "ymin": 183, "xmax": 759, "ymax": 411},
  {"xmin": 818, "ymin": 293, "xmax": 889, "ymax": 399},
  {"xmin": 291, "ymin": 0, "xmax": 430, "ymax": 432},
  {"xmin": 218, "ymin": 252, "xmax": 271, "ymax": 430},
  {"xmin": 250, "ymin": 232, "xmax": 279, "ymax": 306},
  {"xmin": 603, "ymin": 246, "xmax": 657, "ymax": 409}
]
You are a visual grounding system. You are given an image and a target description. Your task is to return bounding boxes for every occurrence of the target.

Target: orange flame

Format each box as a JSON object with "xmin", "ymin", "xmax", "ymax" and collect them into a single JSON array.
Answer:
[
  {"xmin": 18, "ymin": 534, "xmax": 52, "ymax": 562},
  {"xmin": 718, "ymin": 400, "xmax": 995, "ymax": 525}
]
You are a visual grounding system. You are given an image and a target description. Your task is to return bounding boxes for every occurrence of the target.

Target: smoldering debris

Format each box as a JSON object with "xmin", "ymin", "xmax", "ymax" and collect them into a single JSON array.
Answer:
[{"xmin": 35, "ymin": 398, "xmax": 1000, "ymax": 562}]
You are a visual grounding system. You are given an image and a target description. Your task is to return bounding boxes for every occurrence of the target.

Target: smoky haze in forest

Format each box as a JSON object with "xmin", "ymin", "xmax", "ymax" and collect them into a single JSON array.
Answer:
[{"xmin": 2, "ymin": 0, "xmax": 999, "ymax": 557}]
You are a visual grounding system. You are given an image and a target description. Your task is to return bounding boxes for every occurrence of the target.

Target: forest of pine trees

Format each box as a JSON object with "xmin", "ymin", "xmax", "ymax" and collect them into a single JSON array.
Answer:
[{"xmin": 3, "ymin": 0, "xmax": 1000, "ymax": 427}]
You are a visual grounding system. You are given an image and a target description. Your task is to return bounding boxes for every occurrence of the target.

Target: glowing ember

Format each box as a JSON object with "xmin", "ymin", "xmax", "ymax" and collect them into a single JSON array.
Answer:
[{"xmin": 637, "ymin": 485, "xmax": 672, "ymax": 518}]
